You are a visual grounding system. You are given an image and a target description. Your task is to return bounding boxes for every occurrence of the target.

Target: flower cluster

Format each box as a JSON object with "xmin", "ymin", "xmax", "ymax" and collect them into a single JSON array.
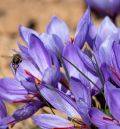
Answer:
[{"xmin": 0, "ymin": 7, "xmax": 120, "ymax": 129}]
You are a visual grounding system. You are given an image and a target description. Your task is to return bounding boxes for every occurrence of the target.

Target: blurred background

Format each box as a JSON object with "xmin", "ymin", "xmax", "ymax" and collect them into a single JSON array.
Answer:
[{"xmin": 0, "ymin": 0, "xmax": 120, "ymax": 129}]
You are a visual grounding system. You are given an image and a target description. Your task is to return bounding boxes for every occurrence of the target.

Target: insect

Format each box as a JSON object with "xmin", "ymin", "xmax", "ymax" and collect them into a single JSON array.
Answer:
[{"xmin": 11, "ymin": 54, "xmax": 22, "ymax": 73}]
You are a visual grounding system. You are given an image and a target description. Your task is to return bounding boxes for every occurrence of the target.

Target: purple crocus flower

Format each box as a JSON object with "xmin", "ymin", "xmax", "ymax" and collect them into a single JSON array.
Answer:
[
  {"xmin": 62, "ymin": 42, "xmax": 102, "ymax": 94},
  {"xmin": 0, "ymin": 100, "xmax": 10, "ymax": 129},
  {"xmin": 85, "ymin": 0, "xmax": 120, "ymax": 18},
  {"xmin": 19, "ymin": 8, "xmax": 92, "ymax": 53},
  {"xmin": 16, "ymin": 34, "xmax": 66, "ymax": 92},
  {"xmin": 32, "ymin": 76, "xmax": 91, "ymax": 128},
  {"xmin": 0, "ymin": 32, "xmax": 65, "ymax": 127},
  {"xmin": 46, "ymin": 8, "xmax": 91, "ymax": 49},
  {"xmin": 89, "ymin": 81, "xmax": 120, "ymax": 129}
]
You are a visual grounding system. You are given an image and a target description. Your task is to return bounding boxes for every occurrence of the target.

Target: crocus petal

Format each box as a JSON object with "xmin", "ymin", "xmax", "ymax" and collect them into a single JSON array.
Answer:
[
  {"xmin": 99, "ymin": 124, "xmax": 120, "ymax": 129},
  {"xmin": 0, "ymin": 78, "xmax": 27, "ymax": 102},
  {"xmin": 0, "ymin": 100, "xmax": 7, "ymax": 119},
  {"xmin": 104, "ymin": 81, "xmax": 120, "ymax": 121},
  {"xmin": 112, "ymin": 42, "xmax": 120, "ymax": 74},
  {"xmin": 74, "ymin": 8, "xmax": 90, "ymax": 48},
  {"xmin": 70, "ymin": 77, "xmax": 91, "ymax": 106},
  {"xmin": 94, "ymin": 17, "xmax": 118, "ymax": 50},
  {"xmin": 69, "ymin": 77, "xmax": 91, "ymax": 125},
  {"xmin": 40, "ymin": 33, "xmax": 64, "ymax": 55},
  {"xmin": 63, "ymin": 42, "xmax": 86, "ymax": 80},
  {"xmin": 0, "ymin": 116, "xmax": 15, "ymax": 129},
  {"xmin": 42, "ymin": 68, "xmax": 62, "ymax": 87},
  {"xmin": 46, "ymin": 16, "xmax": 70, "ymax": 43},
  {"xmin": 78, "ymin": 49, "xmax": 97, "ymax": 75},
  {"xmin": 89, "ymin": 108, "xmax": 114, "ymax": 127},
  {"xmin": 18, "ymin": 60, "xmax": 42, "ymax": 81},
  {"xmin": 20, "ymin": 80, "xmax": 37, "ymax": 93},
  {"xmin": 17, "ymin": 42, "xmax": 30, "ymax": 59},
  {"xmin": 19, "ymin": 25, "xmax": 38, "ymax": 45},
  {"xmin": 29, "ymin": 34, "xmax": 52, "ymax": 73},
  {"xmin": 99, "ymin": 34, "xmax": 119, "ymax": 66},
  {"xmin": 87, "ymin": 21, "xmax": 97, "ymax": 49},
  {"xmin": 32, "ymin": 114, "xmax": 73, "ymax": 128},
  {"xmin": 13, "ymin": 100, "xmax": 44, "ymax": 122},
  {"xmin": 40, "ymin": 87, "xmax": 80, "ymax": 117}
]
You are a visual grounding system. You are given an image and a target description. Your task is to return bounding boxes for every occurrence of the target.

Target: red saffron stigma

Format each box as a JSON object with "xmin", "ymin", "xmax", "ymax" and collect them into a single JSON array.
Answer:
[{"xmin": 111, "ymin": 66, "xmax": 120, "ymax": 81}]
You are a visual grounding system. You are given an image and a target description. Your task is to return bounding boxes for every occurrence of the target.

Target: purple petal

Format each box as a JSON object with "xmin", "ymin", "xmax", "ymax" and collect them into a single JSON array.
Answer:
[
  {"xmin": 20, "ymin": 80, "xmax": 37, "ymax": 93},
  {"xmin": 95, "ymin": 17, "xmax": 118, "ymax": 50},
  {"xmin": 13, "ymin": 100, "xmax": 44, "ymax": 122},
  {"xmin": 42, "ymin": 68, "xmax": 62, "ymax": 87},
  {"xmin": 40, "ymin": 33, "xmax": 64, "ymax": 55},
  {"xmin": 0, "ymin": 100, "xmax": 7, "ymax": 119},
  {"xmin": 19, "ymin": 25, "xmax": 38, "ymax": 45},
  {"xmin": 40, "ymin": 87, "xmax": 80, "ymax": 117},
  {"xmin": 87, "ymin": 21, "xmax": 97, "ymax": 49},
  {"xmin": 104, "ymin": 81, "xmax": 120, "ymax": 121},
  {"xmin": 99, "ymin": 34, "xmax": 119, "ymax": 66},
  {"xmin": 17, "ymin": 42, "xmax": 30, "ymax": 59},
  {"xmin": 46, "ymin": 16, "xmax": 70, "ymax": 43},
  {"xmin": 32, "ymin": 114, "xmax": 73, "ymax": 128},
  {"xmin": 69, "ymin": 77, "xmax": 91, "ymax": 125},
  {"xmin": 70, "ymin": 77, "xmax": 91, "ymax": 106},
  {"xmin": 0, "ymin": 116, "xmax": 14, "ymax": 129},
  {"xmin": 78, "ymin": 50, "xmax": 97, "ymax": 75},
  {"xmin": 0, "ymin": 78, "xmax": 27, "ymax": 102},
  {"xmin": 89, "ymin": 108, "xmax": 114, "ymax": 127},
  {"xmin": 18, "ymin": 60, "xmax": 42, "ymax": 81},
  {"xmin": 29, "ymin": 34, "xmax": 52, "ymax": 73},
  {"xmin": 99, "ymin": 124, "xmax": 120, "ymax": 129},
  {"xmin": 63, "ymin": 42, "xmax": 86, "ymax": 80},
  {"xmin": 74, "ymin": 8, "xmax": 90, "ymax": 48},
  {"xmin": 112, "ymin": 42, "xmax": 120, "ymax": 74}
]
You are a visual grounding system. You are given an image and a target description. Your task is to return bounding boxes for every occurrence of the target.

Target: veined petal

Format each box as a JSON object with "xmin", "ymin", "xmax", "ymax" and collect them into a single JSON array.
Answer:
[
  {"xmin": 42, "ymin": 68, "xmax": 62, "ymax": 87},
  {"xmin": 99, "ymin": 124, "xmax": 120, "ymax": 129},
  {"xmin": 78, "ymin": 49, "xmax": 97, "ymax": 75},
  {"xmin": 29, "ymin": 34, "xmax": 52, "ymax": 73},
  {"xmin": 63, "ymin": 42, "xmax": 86, "ymax": 80},
  {"xmin": 0, "ymin": 78, "xmax": 27, "ymax": 102},
  {"xmin": 0, "ymin": 100, "xmax": 7, "ymax": 119},
  {"xmin": 112, "ymin": 43, "xmax": 120, "ymax": 74},
  {"xmin": 40, "ymin": 87, "xmax": 80, "ymax": 117},
  {"xmin": 18, "ymin": 42, "xmax": 28, "ymax": 54},
  {"xmin": 87, "ymin": 21, "xmax": 97, "ymax": 49},
  {"xmin": 18, "ymin": 60, "xmax": 42, "ymax": 81},
  {"xmin": 19, "ymin": 25, "xmax": 38, "ymax": 45},
  {"xmin": 104, "ymin": 81, "xmax": 120, "ymax": 121},
  {"xmin": 13, "ymin": 100, "xmax": 44, "ymax": 122},
  {"xmin": 69, "ymin": 77, "xmax": 91, "ymax": 106},
  {"xmin": 89, "ymin": 108, "xmax": 114, "ymax": 127},
  {"xmin": 95, "ymin": 17, "xmax": 118, "ymax": 50},
  {"xmin": 32, "ymin": 114, "xmax": 73, "ymax": 128},
  {"xmin": 40, "ymin": 33, "xmax": 64, "ymax": 55},
  {"xmin": 46, "ymin": 16, "xmax": 70, "ymax": 43},
  {"xmin": 74, "ymin": 8, "xmax": 90, "ymax": 48},
  {"xmin": 99, "ymin": 34, "xmax": 119, "ymax": 66}
]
